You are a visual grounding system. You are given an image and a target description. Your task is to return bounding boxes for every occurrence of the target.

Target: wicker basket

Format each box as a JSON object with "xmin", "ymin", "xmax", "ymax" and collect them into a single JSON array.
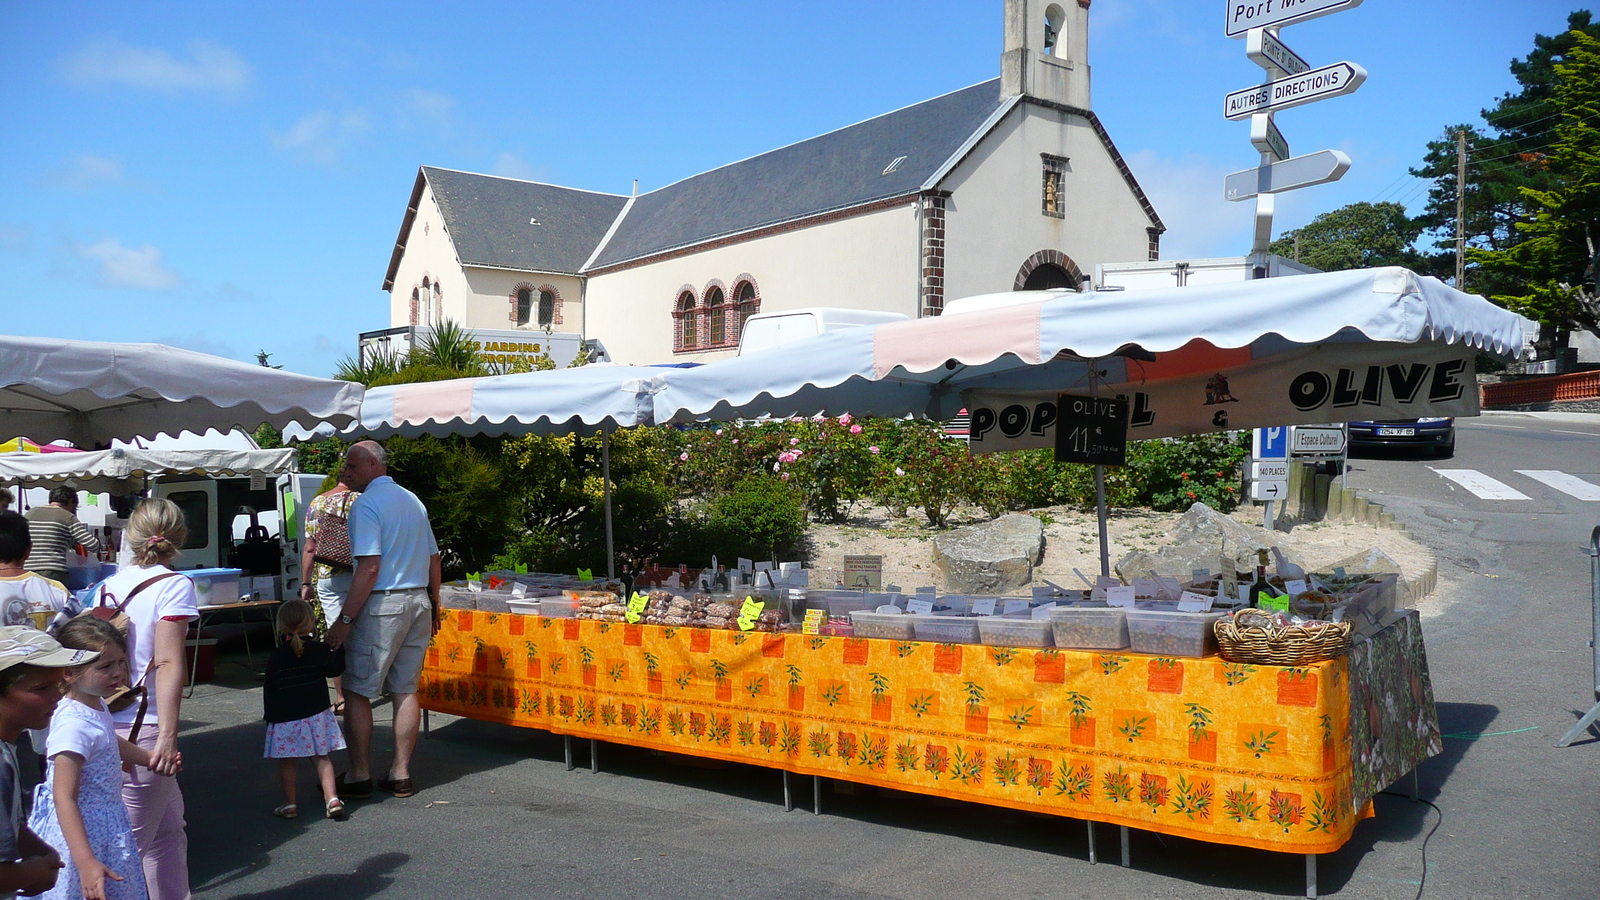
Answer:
[{"xmin": 1214, "ymin": 609, "xmax": 1353, "ymax": 666}]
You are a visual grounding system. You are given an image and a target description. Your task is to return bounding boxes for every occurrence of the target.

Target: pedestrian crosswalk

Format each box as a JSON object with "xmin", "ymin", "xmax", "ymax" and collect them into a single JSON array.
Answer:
[{"xmin": 1431, "ymin": 467, "xmax": 1600, "ymax": 501}]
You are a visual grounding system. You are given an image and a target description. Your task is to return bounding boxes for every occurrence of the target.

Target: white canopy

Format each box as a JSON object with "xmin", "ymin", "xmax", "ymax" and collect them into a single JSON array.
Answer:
[
  {"xmin": 649, "ymin": 267, "xmax": 1526, "ymax": 446},
  {"xmin": 0, "ymin": 446, "xmax": 299, "ymax": 494},
  {"xmin": 0, "ymin": 336, "xmax": 364, "ymax": 446},
  {"xmin": 287, "ymin": 364, "xmax": 663, "ymax": 440}
]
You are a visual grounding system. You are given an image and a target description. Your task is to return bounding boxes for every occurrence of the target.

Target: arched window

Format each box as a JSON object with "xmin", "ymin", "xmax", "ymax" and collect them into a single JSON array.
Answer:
[
  {"xmin": 1044, "ymin": 4, "xmax": 1066, "ymax": 56},
  {"xmin": 420, "ymin": 277, "xmax": 433, "ymax": 325},
  {"xmin": 515, "ymin": 288, "xmax": 532, "ymax": 326},
  {"xmin": 705, "ymin": 286, "xmax": 727, "ymax": 347},
  {"xmin": 1023, "ymin": 263, "xmax": 1075, "ymax": 290},
  {"xmin": 735, "ymin": 281, "xmax": 759, "ymax": 338},
  {"xmin": 538, "ymin": 289, "xmax": 555, "ymax": 327},
  {"xmin": 677, "ymin": 291, "xmax": 699, "ymax": 350}
]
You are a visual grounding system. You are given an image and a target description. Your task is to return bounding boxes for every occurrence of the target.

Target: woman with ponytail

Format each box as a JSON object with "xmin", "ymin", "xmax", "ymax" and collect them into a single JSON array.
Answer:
[{"xmin": 91, "ymin": 499, "xmax": 195, "ymax": 900}]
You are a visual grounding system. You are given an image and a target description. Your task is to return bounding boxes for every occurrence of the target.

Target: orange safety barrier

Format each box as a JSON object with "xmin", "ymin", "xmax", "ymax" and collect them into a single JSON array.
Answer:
[
  {"xmin": 420, "ymin": 609, "xmax": 1439, "ymax": 855},
  {"xmin": 1482, "ymin": 371, "xmax": 1600, "ymax": 407}
]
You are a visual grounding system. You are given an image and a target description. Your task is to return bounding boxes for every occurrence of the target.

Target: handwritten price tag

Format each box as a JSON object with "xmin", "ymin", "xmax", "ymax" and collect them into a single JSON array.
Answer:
[
  {"xmin": 1106, "ymin": 585, "xmax": 1136, "ymax": 608},
  {"xmin": 906, "ymin": 598, "xmax": 935, "ymax": 615},
  {"xmin": 1177, "ymin": 591, "xmax": 1214, "ymax": 612},
  {"xmin": 737, "ymin": 598, "xmax": 765, "ymax": 631},
  {"xmin": 970, "ymin": 598, "xmax": 997, "ymax": 616},
  {"xmin": 1284, "ymin": 579, "xmax": 1307, "ymax": 597},
  {"xmin": 626, "ymin": 592, "xmax": 649, "ymax": 624}
]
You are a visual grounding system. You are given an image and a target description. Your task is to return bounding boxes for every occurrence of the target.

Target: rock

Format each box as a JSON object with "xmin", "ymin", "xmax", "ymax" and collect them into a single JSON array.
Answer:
[
  {"xmin": 933, "ymin": 514, "xmax": 1046, "ymax": 593},
  {"xmin": 1115, "ymin": 502, "xmax": 1297, "ymax": 581}
]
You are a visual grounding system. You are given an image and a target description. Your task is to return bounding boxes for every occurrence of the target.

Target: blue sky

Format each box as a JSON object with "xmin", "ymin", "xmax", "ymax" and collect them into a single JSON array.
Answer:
[{"xmin": 0, "ymin": 1, "xmax": 1585, "ymax": 377}]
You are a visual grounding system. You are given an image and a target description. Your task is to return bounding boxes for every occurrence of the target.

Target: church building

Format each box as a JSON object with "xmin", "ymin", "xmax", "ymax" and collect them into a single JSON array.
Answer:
[{"xmin": 381, "ymin": 1, "xmax": 1164, "ymax": 365}]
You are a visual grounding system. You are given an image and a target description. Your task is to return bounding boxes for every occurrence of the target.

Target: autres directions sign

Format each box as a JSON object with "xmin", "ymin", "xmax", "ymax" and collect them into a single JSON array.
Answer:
[
  {"xmin": 1224, "ymin": 62, "xmax": 1366, "ymax": 120},
  {"xmin": 1225, "ymin": 0, "xmax": 1365, "ymax": 39}
]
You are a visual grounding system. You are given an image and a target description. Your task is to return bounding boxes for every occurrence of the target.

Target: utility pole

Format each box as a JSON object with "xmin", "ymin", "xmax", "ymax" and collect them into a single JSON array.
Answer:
[{"xmin": 1455, "ymin": 129, "xmax": 1468, "ymax": 289}]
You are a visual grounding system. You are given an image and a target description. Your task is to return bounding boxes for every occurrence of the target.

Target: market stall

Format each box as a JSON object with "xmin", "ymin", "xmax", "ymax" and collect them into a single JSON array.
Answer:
[
  {"xmin": 403, "ymin": 268, "xmax": 1514, "ymax": 894},
  {"xmin": 0, "ymin": 445, "xmax": 298, "ymax": 495}
]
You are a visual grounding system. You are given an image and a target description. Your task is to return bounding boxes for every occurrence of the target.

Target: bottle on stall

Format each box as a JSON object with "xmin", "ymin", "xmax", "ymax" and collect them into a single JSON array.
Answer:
[{"xmin": 1247, "ymin": 549, "xmax": 1272, "ymax": 609}]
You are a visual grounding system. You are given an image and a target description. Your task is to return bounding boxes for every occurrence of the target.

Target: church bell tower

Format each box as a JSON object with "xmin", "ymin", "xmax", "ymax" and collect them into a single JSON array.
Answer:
[{"xmin": 1000, "ymin": 0, "xmax": 1091, "ymax": 108}]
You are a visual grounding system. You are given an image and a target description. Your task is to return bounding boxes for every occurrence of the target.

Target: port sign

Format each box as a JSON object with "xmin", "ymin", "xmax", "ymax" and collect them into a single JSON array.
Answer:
[{"xmin": 1226, "ymin": 0, "xmax": 1365, "ymax": 39}]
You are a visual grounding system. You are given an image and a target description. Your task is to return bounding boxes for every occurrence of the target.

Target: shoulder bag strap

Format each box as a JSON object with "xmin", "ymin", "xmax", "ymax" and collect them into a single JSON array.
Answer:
[{"xmin": 103, "ymin": 571, "xmax": 183, "ymax": 614}]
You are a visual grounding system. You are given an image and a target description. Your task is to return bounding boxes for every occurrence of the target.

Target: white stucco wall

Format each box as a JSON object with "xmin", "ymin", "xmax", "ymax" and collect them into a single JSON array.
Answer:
[
  {"xmin": 584, "ymin": 202, "xmax": 921, "ymax": 365},
  {"xmin": 460, "ymin": 268, "xmax": 584, "ymax": 333},
  {"xmin": 386, "ymin": 183, "xmax": 584, "ymax": 332},
  {"xmin": 940, "ymin": 103, "xmax": 1155, "ymax": 301}
]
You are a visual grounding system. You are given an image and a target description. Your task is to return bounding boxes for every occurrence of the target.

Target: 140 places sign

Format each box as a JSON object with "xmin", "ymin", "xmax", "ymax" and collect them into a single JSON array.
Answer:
[{"xmin": 963, "ymin": 343, "xmax": 1477, "ymax": 455}]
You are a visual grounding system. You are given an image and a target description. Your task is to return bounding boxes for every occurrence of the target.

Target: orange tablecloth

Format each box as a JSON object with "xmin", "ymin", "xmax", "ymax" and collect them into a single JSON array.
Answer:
[{"xmin": 420, "ymin": 610, "xmax": 1436, "ymax": 853}]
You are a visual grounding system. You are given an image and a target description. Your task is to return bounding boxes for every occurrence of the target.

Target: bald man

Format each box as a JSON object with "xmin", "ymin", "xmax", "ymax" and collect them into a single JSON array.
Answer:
[{"xmin": 325, "ymin": 441, "xmax": 440, "ymax": 801}]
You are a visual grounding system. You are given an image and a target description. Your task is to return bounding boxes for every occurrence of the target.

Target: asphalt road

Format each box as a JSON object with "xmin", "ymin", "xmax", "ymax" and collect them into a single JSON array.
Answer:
[{"xmin": 178, "ymin": 412, "xmax": 1600, "ymax": 899}]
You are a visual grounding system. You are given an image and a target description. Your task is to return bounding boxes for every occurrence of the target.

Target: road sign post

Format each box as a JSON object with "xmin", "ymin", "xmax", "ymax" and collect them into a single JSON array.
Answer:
[
  {"xmin": 1250, "ymin": 427, "xmax": 1290, "ymax": 528},
  {"xmin": 1223, "ymin": 1, "xmax": 1366, "ymax": 263}
]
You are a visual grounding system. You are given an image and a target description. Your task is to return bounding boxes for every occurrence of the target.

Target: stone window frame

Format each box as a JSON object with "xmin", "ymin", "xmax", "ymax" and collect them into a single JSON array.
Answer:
[
  {"xmin": 509, "ymin": 282, "xmax": 564, "ymax": 329},
  {"xmin": 730, "ymin": 275, "xmax": 761, "ymax": 344},
  {"xmin": 673, "ymin": 285, "xmax": 701, "ymax": 352},
  {"xmin": 1041, "ymin": 153, "xmax": 1068, "ymax": 219}
]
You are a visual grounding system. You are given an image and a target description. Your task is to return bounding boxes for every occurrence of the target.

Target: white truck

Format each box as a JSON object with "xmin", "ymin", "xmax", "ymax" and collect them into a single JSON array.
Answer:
[
  {"xmin": 737, "ymin": 308, "xmax": 908, "ymax": 356},
  {"xmin": 1094, "ymin": 255, "xmax": 1319, "ymax": 290}
]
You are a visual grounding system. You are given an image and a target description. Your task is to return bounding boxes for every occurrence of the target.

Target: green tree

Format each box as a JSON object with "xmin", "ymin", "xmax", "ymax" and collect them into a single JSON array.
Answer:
[
  {"xmin": 1471, "ymin": 28, "xmax": 1600, "ymax": 342},
  {"xmin": 1269, "ymin": 202, "xmax": 1425, "ymax": 271},
  {"xmin": 1410, "ymin": 12, "xmax": 1600, "ymax": 296}
]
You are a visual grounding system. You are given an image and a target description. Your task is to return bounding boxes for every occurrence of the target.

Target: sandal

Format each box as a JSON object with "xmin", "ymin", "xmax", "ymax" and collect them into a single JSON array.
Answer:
[
  {"xmin": 325, "ymin": 798, "xmax": 347, "ymax": 820},
  {"xmin": 273, "ymin": 804, "xmax": 298, "ymax": 819},
  {"xmin": 331, "ymin": 701, "xmax": 346, "ymax": 717}
]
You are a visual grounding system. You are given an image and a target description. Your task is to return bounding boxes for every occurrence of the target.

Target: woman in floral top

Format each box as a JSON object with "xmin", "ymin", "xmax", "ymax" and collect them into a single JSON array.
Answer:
[{"xmin": 298, "ymin": 472, "xmax": 359, "ymax": 715}]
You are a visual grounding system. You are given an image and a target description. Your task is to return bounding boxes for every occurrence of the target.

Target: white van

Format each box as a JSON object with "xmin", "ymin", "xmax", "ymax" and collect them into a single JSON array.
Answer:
[{"xmin": 737, "ymin": 308, "xmax": 909, "ymax": 356}]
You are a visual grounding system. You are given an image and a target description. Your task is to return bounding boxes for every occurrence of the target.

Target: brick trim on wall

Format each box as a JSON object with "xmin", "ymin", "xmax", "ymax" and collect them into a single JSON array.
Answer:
[
  {"xmin": 921, "ymin": 193, "xmax": 948, "ymax": 317},
  {"xmin": 672, "ymin": 284, "xmax": 699, "ymax": 352},
  {"xmin": 1013, "ymin": 249, "xmax": 1084, "ymax": 291},
  {"xmin": 729, "ymin": 274, "xmax": 761, "ymax": 346}
]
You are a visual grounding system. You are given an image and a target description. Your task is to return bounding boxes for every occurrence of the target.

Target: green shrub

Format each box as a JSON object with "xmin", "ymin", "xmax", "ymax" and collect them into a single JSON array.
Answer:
[
  {"xmin": 1126, "ymin": 433, "xmax": 1248, "ymax": 512},
  {"xmin": 702, "ymin": 474, "xmax": 807, "ymax": 561}
]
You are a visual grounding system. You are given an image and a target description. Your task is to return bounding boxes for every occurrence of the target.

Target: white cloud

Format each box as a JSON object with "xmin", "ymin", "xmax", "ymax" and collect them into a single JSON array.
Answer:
[
  {"xmin": 491, "ymin": 152, "xmax": 546, "ymax": 182},
  {"xmin": 156, "ymin": 331, "xmax": 239, "ymax": 361},
  {"xmin": 1125, "ymin": 149, "xmax": 1253, "ymax": 259},
  {"xmin": 45, "ymin": 154, "xmax": 124, "ymax": 191},
  {"xmin": 64, "ymin": 36, "xmax": 251, "ymax": 94},
  {"xmin": 0, "ymin": 224, "xmax": 30, "ymax": 255},
  {"xmin": 405, "ymin": 88, "xmax": 455, "ymax": 128},
  {"xmin": 269, "ymin": 110, "xmax": 371, "ymax": 166},
  {"xmin": 71, "ymin": 238, "xmax": 181, "ymax": 290}
]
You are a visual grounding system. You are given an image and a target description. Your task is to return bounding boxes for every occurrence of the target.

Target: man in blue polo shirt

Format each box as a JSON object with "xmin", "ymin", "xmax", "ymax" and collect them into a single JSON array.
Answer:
[{"xmin": 326, "ymin": 440, "xmax": 440, "ymax": 801}]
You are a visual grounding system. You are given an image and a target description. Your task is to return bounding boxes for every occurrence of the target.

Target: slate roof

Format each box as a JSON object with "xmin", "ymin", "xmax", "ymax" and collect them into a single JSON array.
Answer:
[
  {"xmin": 587, "ymin": 80, "xmax": 1010, "ymax": 269},
  {"xmin": 384, "ymin": 168, "xmax": 628, "ymax": 288}
]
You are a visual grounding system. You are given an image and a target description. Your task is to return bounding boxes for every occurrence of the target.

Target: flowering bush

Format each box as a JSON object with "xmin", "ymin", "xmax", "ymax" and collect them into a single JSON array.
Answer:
[{"xmin": 663, "ymin": 419, "xmax": 1246, "ymax": 527}]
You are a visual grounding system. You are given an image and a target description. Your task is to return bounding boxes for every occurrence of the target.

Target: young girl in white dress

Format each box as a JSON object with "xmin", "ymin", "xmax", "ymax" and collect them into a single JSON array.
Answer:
[{"xmin": 29, "ymin": 617, "xmax": 159, "ymax": 900}]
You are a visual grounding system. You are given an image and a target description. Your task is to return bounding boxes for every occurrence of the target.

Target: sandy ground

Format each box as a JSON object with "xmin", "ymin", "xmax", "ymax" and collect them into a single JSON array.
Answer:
[{"xmin": 804, "ymin": 502, "xmax": 1433, "ymax": 600}]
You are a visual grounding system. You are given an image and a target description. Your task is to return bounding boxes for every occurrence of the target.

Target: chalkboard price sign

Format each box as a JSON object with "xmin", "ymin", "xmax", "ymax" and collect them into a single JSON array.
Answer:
[{"xmin": 1054, "ymin": 393, "xmax": 1130, "ymax": 466}]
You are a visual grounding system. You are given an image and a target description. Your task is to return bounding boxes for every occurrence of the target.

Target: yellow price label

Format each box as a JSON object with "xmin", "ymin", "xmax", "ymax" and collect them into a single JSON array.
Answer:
[{"xmin": 626, "ymin": 592, "xmax": 648, "ymax": 624}]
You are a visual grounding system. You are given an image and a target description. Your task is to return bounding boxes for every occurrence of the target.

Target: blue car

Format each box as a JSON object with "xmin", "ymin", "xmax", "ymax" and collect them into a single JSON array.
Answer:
[{"xmin": 1348, "ymin": 418, "xmax": 1455, "ymax": 458}]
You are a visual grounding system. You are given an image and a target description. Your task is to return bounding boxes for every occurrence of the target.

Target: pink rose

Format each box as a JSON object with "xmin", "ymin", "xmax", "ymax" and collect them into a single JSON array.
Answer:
[
  {"xmin": 850, "ymin": 424, "xmax": 862, "ymax": 434},
  {"xmin": 838, "ymin": 413, "xmax": 853, "ymax": 425},
  {"xmin": 869, "ymin": 446, "xmax": 880, "ymax": 454},
  {"xmin": 780, "ymin": 472, "xmax": 790, "ymax": 481},
  {"xmin": 790, "ymin": 437, "xmax": 800, "ymax": 446},
  {"xmin": 679, "ymin": 452, "xmax": 689, "ymax": 461}
]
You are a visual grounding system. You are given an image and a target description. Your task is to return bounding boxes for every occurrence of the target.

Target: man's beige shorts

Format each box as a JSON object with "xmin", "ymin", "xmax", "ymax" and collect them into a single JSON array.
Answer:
[{"xmin": 345, "ymin": 588, "xmax": 433, "ymax": 699}]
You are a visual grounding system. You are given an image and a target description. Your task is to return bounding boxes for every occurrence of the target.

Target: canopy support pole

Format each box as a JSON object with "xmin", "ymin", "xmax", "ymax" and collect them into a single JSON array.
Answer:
[
  {"xmin": 1090, "ymin": 361, "xmax": 1110, "ymax": 577},
  {"xmin": 602, "ymin": 427, "xmax": 615, "ymax": 581},
  {"xmin": 1556, "ymin": 525, "xmax": 1600, "ymax": 747}
]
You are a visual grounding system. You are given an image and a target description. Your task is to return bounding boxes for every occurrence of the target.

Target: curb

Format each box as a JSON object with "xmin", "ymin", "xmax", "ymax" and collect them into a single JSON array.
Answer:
[{"xmin": 1283, "ymin": 466, "xmax": 1440, "ymax": 603}]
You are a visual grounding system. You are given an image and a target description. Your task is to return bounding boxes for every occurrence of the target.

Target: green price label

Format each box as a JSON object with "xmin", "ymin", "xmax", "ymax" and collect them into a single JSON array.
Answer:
[
  {"xmin": 514, "ymin": 563, "xmax": 529, "ymax": 574},
  {"xmin": 577, "ymin": 568, "xmax": 593, "ymax": 581},
  {"xmin": 1259, "ymin": 593, "xmax": 1291, "ymax": 613},
  {"xmin": 740, "ymin": 598, "xmax": 764, "ymax": 619}
]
